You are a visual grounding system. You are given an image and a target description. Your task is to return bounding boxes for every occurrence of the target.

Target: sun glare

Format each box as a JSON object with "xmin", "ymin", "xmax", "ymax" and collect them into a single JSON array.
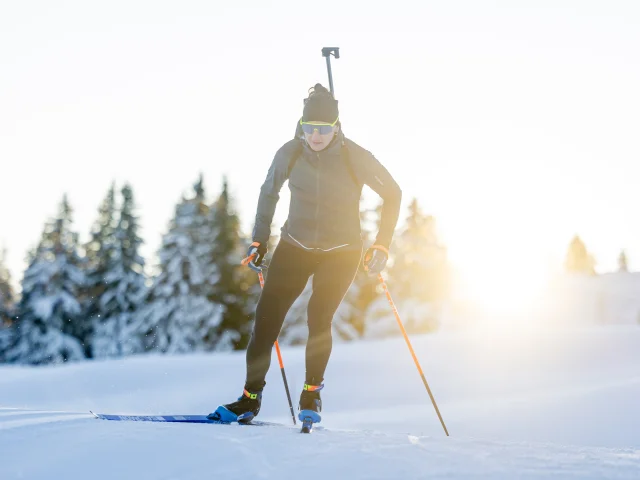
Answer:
[
  {"xmin": 428, "ymin": 163, "xmax": 561, "ymax": 327},
  {"xmin": 447, "ymin": 237, "xmax": 552, "ymax": 323},
  {"xmin": 457, "ymin": 264, "xmax": 546, "ymax": 315}
]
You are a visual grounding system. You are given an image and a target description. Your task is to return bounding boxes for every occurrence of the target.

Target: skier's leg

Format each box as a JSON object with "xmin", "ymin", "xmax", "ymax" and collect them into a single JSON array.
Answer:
[
  {"xmin": 244, "ymin": 241, "xmax": 314, "ymax": 392},
  {"xmin": 304, "ymin": 248, "xmax": 362, "ymax": 385}
]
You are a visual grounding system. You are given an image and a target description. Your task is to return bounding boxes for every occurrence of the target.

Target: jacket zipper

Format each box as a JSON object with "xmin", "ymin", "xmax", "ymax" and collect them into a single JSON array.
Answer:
[{"xmin": 314, "ymin": 152, "xmax": 320, "ymax": 245}]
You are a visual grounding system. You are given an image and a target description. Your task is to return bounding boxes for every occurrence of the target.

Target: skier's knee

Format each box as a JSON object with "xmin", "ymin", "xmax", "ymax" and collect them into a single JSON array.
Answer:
[{"xmin": 307, "ymin": 320, "xmax": 332, "ymax": 340}]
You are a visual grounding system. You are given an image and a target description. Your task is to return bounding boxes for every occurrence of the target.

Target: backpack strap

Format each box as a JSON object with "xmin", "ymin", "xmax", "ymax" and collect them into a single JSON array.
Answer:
[
  {"xmin": 287, "ymin": 140, "xmax": 303, "ymax": 177},
  {"xmin": 340, "ymin": 142, "xmax": 360, "ymax": 187}
]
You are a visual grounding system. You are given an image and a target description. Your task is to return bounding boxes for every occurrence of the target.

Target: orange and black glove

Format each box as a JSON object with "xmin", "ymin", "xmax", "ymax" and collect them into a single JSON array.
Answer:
[
  {"xmin": 242, "ymin": 241, "xmax": 267, "ymax": 272},
  {"xmin": 363, "ymin": 245, "xmax": 389, "ymax": 275}
]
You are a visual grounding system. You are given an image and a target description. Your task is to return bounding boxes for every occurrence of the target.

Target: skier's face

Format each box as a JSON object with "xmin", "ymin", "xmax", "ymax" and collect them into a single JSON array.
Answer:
[{"xmin": 304, "ymin": 125, "xmax": 338, "ymax": 152}]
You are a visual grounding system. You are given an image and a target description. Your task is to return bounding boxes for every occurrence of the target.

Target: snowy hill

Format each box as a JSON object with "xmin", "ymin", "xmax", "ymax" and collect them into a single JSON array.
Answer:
[
  {"xmin": 538, "ymin": 272, "xmax": 640, "ymax": 326},
  {"xmin": 1, "ymin": 325, "xmax": 639, "ymax": 479}
]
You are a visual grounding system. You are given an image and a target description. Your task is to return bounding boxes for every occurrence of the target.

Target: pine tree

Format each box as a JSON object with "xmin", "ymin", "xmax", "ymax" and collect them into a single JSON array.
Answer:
[
  {"xmin": 84, "ymin": 183, "xmax": 118, "ymax": 358},
  {"xmin": 280, "ymin": 278, "xmax": 313, "ymax": 345},
  {"xmin": 350, "ymin": 199, "xmax": 384, "ymax": 335},
  {"xmin": 0, "ymin": 247, "xmax": 14, "ymax": 325},
  {"xmin": 365, "ymin": 198, "xmax": 448, "ymax": 338},
  {"xmin": 324, "ymin": 200, "xmax": 379, "ymax": 341},
  {"xmin": 0, "ymin": 247, "xmax": 16, "ymax": 361},
  {"xmin": 92, "ymin": 184, "xmax": 148, "ymax": 357},
  {"xmin": 564, "ymin": 235, "xmax": 596, "ymax": 275},
  {"xmin": 208, "ymin": 177, "xmax": 253, "ymax": 350},
  {"xmin": 7, "ymin": 196, "xmax": 87, "ymax": 364},
  {"xmin": 141, "ymin": 175, "xmax": 223, "ymax": 353},
  {"xmin": 331, "ymin": 283, "xmax": 361, "ymax": 341},
  {"xmin": 618, "ymin": 250, "xmax": 629, "ymax": 272}
]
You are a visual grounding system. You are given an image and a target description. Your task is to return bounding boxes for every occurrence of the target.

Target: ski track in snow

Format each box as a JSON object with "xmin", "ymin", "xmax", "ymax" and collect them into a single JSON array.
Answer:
[
  {"xmin": 329, "ymin": 374, "xmax": 640, "ymax": 427},
  {"xmin": 1, "ymin": 326, "xmax": 640, "ymax": 479},
  {"xmin": 0, "ymin": 408, "xmax": 638, "ymax": 480},
  {"xmin": 0, "ymin": 411, "xmax": 91, "ymax": 430},
  {"xmin": 0, "ymin": 408, "xmax": 86, "ymax": 417}
]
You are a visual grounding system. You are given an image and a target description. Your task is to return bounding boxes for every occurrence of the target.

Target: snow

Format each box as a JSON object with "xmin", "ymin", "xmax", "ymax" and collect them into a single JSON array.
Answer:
[
  {"xmin": 1, "ymin": 324, "xmax": 639, "ymax": 479},
  {"xmin": 527, "ymin": 272, "xmax": 640, "ymax": 327}
]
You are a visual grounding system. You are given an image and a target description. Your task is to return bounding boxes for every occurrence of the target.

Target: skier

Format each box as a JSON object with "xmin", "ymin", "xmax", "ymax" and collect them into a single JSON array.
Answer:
[{"xmin": 209, "ymin": 83, "xmax": 402, "ymax": 427}]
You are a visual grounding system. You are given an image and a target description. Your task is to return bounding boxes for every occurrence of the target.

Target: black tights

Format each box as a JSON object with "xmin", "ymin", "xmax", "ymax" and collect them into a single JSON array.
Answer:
[{"xmin": 245, "ymin": 240, "xmax": 362, "ymax": 391}]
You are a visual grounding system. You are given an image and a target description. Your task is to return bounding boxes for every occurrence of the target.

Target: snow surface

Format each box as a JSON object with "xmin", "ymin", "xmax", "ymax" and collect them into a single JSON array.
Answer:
[{"xmin": 1, "ymin": 324, "xmax": 639, "ymax": 479}]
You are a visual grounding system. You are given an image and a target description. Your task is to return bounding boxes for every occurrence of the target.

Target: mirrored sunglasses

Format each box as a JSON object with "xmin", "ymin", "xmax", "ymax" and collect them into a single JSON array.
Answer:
[{"xmin": 299, "ymin": 117, "xmax": 339, "ymax": 135}]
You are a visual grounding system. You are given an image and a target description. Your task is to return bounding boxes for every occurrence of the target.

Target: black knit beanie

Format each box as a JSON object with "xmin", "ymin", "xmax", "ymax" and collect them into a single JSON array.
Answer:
[{"xmin": 302, "ymin": 84, "xmax": 339, "ymax": 123}]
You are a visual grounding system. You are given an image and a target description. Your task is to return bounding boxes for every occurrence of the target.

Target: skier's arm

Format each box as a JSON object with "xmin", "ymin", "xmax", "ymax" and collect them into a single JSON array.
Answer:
[
  {"xmin": 251, "ymin": 143, "xmax": 295, "ymax": 244},
  {"xmin": 354, "ymin": 150, "xmax": 402, "ymax": 248}
]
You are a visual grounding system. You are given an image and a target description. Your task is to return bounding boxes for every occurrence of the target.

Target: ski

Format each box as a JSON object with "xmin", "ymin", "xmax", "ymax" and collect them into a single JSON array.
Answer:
[
  {"xmin": 300, "ymin": 416, "xmax": 314, "ymax": 433},
  {"xmin": 298, "ymin": 408, "xmax": 321, "ymax": 434},
  {"xmin": 90, "ymin": 411, "xmax": 282, "ymax": 427}
]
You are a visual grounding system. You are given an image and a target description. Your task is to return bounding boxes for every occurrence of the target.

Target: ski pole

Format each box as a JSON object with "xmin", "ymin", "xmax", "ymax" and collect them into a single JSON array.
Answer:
[
  {"xmin": 241, "ymin": 252, "xmax": 297, "ymax": 425},
  {"xmin": 321, "ymin": 47, "xmax": 340, "ymax": 95},
  {"xmin": 258, "ymin": 271, "xmax": 297, "ymax": 426},
  {"xmin": 377, "ymin": 273, "xmax": 450, "ymax": 436}
]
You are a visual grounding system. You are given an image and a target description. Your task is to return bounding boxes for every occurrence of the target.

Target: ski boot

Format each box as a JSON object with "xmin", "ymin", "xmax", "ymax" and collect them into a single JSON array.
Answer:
[
  {"xmin": 207, "ymin": 388, "xmax": 262, "ymax": 424},
  {"xmin": 298, "ymin": 383, "xmax": 323, "ymax": 433}
]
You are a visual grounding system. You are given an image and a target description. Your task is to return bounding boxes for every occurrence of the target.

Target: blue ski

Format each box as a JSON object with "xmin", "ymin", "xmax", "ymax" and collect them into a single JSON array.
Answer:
[
  {"xmin": 298, "ymin": 409, "xmax": 321, "ymax": 433},
  {"xmin": 301, "ymin": 417, "xmax": 314, "ymax": 433},
  {"xmin": 90, "ymin": 411, "xmax": 281, "ymax": 426}
]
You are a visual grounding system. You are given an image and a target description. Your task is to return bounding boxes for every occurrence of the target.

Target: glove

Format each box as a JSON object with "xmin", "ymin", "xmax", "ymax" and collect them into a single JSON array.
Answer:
[
  {"xmin": 242, "ymin": 241, "xmax": 267, "ymax": 272},
  {"xmin": 363, "ymin": 245, "xmax": 389, "ymax": 275}
]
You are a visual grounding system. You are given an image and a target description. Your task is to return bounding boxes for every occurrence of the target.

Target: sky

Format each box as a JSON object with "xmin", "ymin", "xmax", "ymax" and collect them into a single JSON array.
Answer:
[{"xmin": 2, "ymin": 0, "xmax": 640, "ymax": 306}]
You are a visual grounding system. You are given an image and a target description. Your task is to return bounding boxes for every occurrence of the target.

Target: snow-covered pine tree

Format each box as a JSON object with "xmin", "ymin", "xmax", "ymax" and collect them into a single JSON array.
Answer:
[
  {"xmin": 280, "ymin": 278, "xmax": 313, "ymax": 345},
  {"xmin": 208, "ymin": 177, "xmax": 253, "ymax": 351},
  {"xmin": 84, "ymin": 183, "xmax": 118, "ymax": 358},
  {"xmin": 141, "ymin": 175, "xmax": 223, "ymax": 353},
  {"xmin": 6, "ymin": 196, "xmax": 87, "ymax": 364},
  {"xmin": 0, "ymin": 247, "xmax": 16, "ymax": 361},
  {"xmin": 349, "ymin": 199, "xmax": 384, "ymax": 335},
  {"xmin": 92, "ymin": 184, "xmax": 147, "ymax": 357},
  {"xmin": 365, "ymin": 198, "xmax": 449, "ymax": 338},
  {"xmin": 0, "ymin": 247, "xmax": 14, "ymax": 324},
  {"xmin": 328, "ymin": 280, "xmax": 361, "ymax": 342},
  {"xmin": 564, "ymin": 235, "xmax": 596, "ymax": 275}
]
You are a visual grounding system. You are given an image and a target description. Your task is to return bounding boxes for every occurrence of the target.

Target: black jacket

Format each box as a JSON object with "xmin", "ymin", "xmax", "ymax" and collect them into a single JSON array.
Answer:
[{"xmin": 252, "ymin": 131, "xmax": 402, "ymax": 253}]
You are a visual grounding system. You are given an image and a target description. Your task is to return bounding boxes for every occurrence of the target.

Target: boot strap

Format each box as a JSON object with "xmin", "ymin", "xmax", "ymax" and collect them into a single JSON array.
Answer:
[
  {"xmin": 303, "ymin": 383, "xmax": 324, "ymax": 392},
  {"xmin": 243, "ymin": 389, "xmax": 259, "ymax": 400}
]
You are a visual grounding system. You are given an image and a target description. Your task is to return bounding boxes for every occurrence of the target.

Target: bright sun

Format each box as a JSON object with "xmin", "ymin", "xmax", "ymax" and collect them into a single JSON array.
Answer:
[
  {"xmin": 426, "ymin": 170, "xmax": 560, "ymax": 323},
  {"xmin": 456, "ymin": 262, "xmax": 547, "ymax": 315},
  {"xmin": 446, "ymin": 235, "xmax": 552, "ymax": 320}
]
